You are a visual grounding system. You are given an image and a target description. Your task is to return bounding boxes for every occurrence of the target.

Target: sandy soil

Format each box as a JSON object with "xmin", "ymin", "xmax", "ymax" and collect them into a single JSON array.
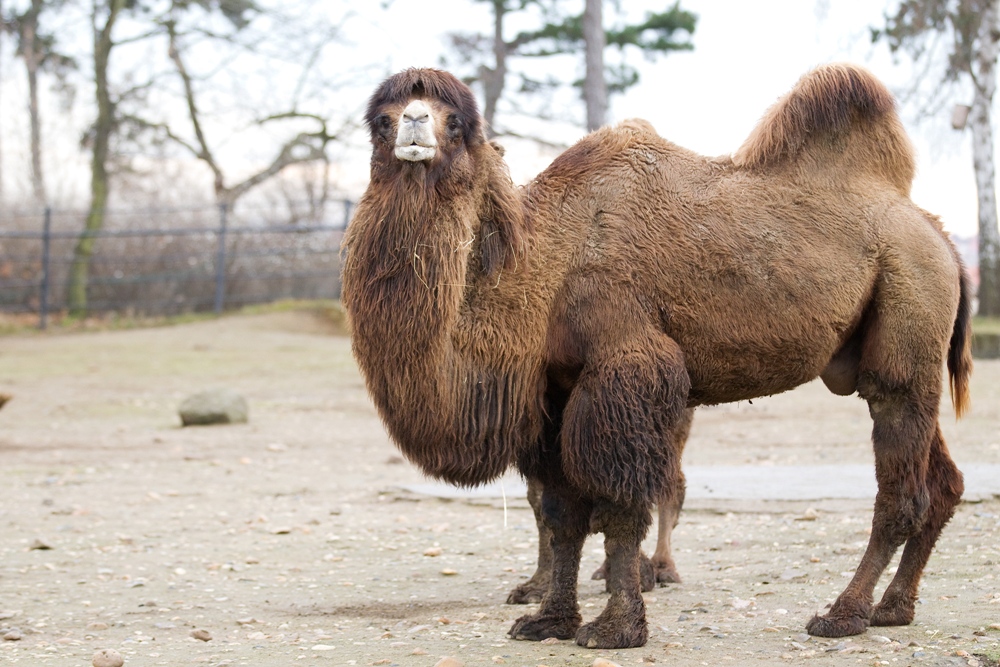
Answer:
[{"xmin": 0, "ymin": 310, "xmax": 998, "ymax": 667}]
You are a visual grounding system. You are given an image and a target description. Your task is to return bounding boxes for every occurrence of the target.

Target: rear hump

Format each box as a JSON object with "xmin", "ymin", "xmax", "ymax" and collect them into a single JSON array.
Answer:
[{"xmin": 733, "ymin": 64, "xmax": 915, "ymax": 194}]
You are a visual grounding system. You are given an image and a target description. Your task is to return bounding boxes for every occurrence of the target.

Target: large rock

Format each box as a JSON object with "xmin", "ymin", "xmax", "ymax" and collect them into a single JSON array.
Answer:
[{"xmin": 179, "ymin": 389, "xmax": 248, "ymax": 426}]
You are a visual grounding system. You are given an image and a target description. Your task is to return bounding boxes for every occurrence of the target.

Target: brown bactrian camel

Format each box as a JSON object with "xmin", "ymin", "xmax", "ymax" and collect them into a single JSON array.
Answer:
[{"xmin": 342, "ymin": 64, "xmax": 973, "ymax": 649}]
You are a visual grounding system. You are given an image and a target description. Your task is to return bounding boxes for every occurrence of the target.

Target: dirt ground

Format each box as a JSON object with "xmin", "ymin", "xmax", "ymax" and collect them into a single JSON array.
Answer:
[{"xmin": 0, "ymin": 310, "xmax": 998, "ymax": 667}]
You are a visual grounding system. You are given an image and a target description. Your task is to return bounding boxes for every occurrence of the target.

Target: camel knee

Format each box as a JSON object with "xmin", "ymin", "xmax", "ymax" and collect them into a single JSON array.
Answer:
[{"xmin": 875, "ymin": 489, "xmax": 930, "ymax": 546}]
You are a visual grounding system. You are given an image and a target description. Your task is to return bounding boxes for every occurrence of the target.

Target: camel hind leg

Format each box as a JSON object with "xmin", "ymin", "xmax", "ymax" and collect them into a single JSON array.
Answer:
[
  {"xmin": 807, "ymin": 292, "xmax": 957, "ymax": 636},
  {"xmin": 651, "ymin": 406, "xmax": 692, "ymax": 584},
  {"xmin": 870, "ymin": 425, "xmax": 963, "ymax": 626}
]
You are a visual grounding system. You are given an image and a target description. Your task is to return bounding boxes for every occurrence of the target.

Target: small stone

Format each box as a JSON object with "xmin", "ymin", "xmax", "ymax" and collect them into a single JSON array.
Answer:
[
  {"xmin": 423, "ymin": 547, "xmax": 443, "ymax": 557},
  {"xmin": 86, "ymin": 622, "xmax": 109, "ymax": 631},
  {"xmin": 677, "ymin": 613, "xmax": 691, "ymax": 622},
  {"xmin": 0, "ymin": 611, "xmax": 18, "ymax": 621},
  {"xmin": 441, "ymin": 568, "xmax": 458, "ymax": 576},
  {"xmin": 411, "ymin": 648, "xmax": 428, "ymax": 655},
  {"xmin": 3, "ymin": 628, "xmax": 23, "ymax": 641},
  {"xmin": 871, "ymin": 635, "xmax": 892, "ymax": 644},
  {"xmin": 311, "ymin": 645, "xmax": 335, "ymax": 651},
  {"xmin": 190, "ymin": 628, "xmax": 212, "ymax": 642},
  {"xmin": 990, "ymin": 623, "xmax": 1000, "ymax": 631},
  {"xmin": 797, "ymin": 508, "xmax": 819, "ymax": 521},
  {"xmin": 178, "ymin": 389, "xmax": 248, "ymax": 426},
  {"xmin": 540, "ymin": 637, "xmax": 560, "ymax": 644},
  {"xmin": 92, "ymin": 648, "xmax": 124, "ymax": 667},
  {"xmin": 433, "ymin": 658, "xmax": 464, "ymax": 667},
  {"xmin": 236, "ymin": 617, "xmax": 257, "ymax": 625},
  {"xmin": 593, "ymin": 660, "xmax": 623, "ymax": 667},
  {"xmin": 29, "ymin": 538, "xmax": 53, "ymax": 550},
  {"xmin": 912, "ymin": 651, "xmax": 926, "ymax": 658}
]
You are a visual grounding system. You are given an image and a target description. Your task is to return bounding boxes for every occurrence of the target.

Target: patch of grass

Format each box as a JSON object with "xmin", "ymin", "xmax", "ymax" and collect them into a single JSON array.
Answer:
[
  {"xmin": 974, "ymin": 317, "xmax": 1000, "ymax": 335},
  {"xmin": 0, "ymin": 299, "xmax": 348, "ymax": 337}
]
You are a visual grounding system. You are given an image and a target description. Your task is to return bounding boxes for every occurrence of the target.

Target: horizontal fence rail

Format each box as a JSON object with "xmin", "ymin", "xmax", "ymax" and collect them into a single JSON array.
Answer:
[{"xmin": 0, "ymin": 201, "xmax": 353, "ymax": 328}]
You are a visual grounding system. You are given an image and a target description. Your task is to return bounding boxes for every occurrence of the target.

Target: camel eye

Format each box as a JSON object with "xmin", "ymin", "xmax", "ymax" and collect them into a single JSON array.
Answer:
[
  {"xmin": 446, "ymin": 115, "xmax": 462, "ymax": 137},
  {"xmin": 376, "ymin": 114, "xmax": 392, "ymax": 132}
]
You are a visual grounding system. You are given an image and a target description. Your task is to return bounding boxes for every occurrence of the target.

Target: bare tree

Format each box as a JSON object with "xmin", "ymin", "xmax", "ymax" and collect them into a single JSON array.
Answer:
[
  {"xmin": 2, "ymin": 0, "xmax": 76, "ymax": 206},
  {"xmin": 67, "ymin": 0, "xmax": 125, "ymax": 317},
  {"xmin": 874, "ymin": 0, "xmax": 1000, "ymax": 316}
]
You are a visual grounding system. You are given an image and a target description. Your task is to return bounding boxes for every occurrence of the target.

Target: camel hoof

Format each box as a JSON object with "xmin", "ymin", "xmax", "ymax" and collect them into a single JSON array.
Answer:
[
  {"xmin": 575, "ymin": 618, "xmax": 648, "ymax": 649},
  {"xmin": 805, "ymin": 612, "xmax": 869, "ymax": 638},
  {"xmin": 509, "ymin": 613, "xmax": 581, "ymax": 641},
  {"xmin": 870, "ymin": 598, "xmax": 915, "ymax": 627},
  {"xmin": 652, "ymin": 561, "xmax": 682, "ymax": 584},
  {"xmin": 506, "ymin": 580, "xmax": 547, "ymax": 605}
]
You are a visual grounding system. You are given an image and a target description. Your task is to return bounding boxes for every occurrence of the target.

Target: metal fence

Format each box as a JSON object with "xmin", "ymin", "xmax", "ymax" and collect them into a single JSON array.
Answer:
[{"xmin": 0, "ymin": 201, "xmax": 352, "ymax": 328}]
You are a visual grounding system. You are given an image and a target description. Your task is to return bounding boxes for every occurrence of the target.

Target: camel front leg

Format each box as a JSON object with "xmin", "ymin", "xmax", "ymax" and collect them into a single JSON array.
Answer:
[
  {"xmin": 576, "ymin": 501, "xmax": 652, "ymax": 649},
  {"xmin": 509, "ymin": 484, "xmax": 590, "ymax": 641},
  {"xmin": 507, "ymin": 478, "xmax": 553, "ymax": 604}
]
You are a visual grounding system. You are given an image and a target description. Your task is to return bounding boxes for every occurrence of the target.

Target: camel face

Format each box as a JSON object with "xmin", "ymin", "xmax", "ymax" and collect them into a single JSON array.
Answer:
[{"xmin": 395, "ymin": 100, "xmax": 438, "ymax": 162}]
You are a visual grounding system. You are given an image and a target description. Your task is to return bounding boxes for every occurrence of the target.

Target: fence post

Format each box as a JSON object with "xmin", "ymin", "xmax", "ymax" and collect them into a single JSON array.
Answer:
[
  {"xmin": 214, "ymin": 202, "xmax": 228, "ymax": 315},
  {"xmin": 39, "ymin": 207, "xmax": 52, "ymax": 330}
]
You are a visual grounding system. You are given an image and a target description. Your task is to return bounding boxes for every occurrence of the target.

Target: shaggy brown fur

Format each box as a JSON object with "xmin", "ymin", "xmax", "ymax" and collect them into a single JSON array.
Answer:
[{"xmin": 343, "ymin": 64, "xmax": 973, "ymax": 649}]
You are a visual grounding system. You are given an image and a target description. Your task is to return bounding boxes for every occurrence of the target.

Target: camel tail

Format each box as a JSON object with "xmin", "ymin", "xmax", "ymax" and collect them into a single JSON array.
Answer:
[
  {"xmin": 948, "ymin": 261, "xmax": 974, "ymax": 418},
  {"xmin": 733, "ymin": 64, "xmax": 915, "ymax": 193}
]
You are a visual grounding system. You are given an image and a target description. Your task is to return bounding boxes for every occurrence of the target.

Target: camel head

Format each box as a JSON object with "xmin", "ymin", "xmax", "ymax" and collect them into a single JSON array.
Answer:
[
  {"xmin": 359, "ymin": 68, "xmax": 528, "ymax": 277},
  {"xmin": 365, "ymin": 68, "xmax": 485, "ymax": 170}
]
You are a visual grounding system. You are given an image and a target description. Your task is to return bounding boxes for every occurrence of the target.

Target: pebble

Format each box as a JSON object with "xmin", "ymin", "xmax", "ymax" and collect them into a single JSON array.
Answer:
[
  {"xmin": 593, "ymin": 660, "xmax": 623, "ymax": 667},
  {"xmin": 190, "ymin": 628, "xmax": 212, "ymax": 642},
  {"xmin": 433, "ymin": 658, "xmax": 463, "ymax": 667},
  {"xmin": 990, "ymin": 624, "xmax": 1000, "ymax": 631},
  {"xmin": 311, "ymin": 645, "xmax": 335, "ymax": 651},
  {"xmin": 29, "ymin": 538, "xmax": 53, "ymax": 550},
  {"xmin": 3, "ymin": 628, "xmax": 23, "ymax": 641},
  {"xmin": 540, "ymin": 637, "xmax": 561, "ymax": 644},
  {"xmin": 86, "ymin": 622, "xmax": 109, "ymax": 631},
  {"xmin": 441, "ymin": 568, "xmax": 458, "ymax": 575},
  {"xmin": 0, "ymin": 611, "xmax": 18, "ymax": 621},
  {"xmin": 92, "ymin": 648, "xmax": 125, "ymax": 667},
  {"xmin": 424, "ymin": 547, "xmax": 443, "ymax": 557}
]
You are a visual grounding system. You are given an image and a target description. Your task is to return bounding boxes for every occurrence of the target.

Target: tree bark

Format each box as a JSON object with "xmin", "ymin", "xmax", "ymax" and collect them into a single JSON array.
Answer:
[
  {"xmin": 480, "ymin": 0, "xmax": 508, "ymax": 137},
  {"xmin": 970, "ymin": 0, "xmax": 1000, "ymax": 317},
  {"xmin": 67, "ymin": 0, "xmax": 125, "ymax": 317},
  {"xmin": 582, "ymin": 0, "xmax": 606, "ymax": 131},
  {"xmin": 23, "ymin": 0, "xmax": 47, "ymax": 204}
]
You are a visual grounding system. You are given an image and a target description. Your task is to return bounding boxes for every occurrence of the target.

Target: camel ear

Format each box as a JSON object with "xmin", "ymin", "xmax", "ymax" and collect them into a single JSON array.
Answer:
[{"xmin": 480, "ymin": 159, "xmax": 526, "ymax": 278}]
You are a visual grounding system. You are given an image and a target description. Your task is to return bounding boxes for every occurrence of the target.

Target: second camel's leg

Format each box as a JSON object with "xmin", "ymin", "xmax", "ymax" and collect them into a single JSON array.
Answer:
[{"xmin": 507, "ymin": 478, "xmax": 553, "ymax": 604}]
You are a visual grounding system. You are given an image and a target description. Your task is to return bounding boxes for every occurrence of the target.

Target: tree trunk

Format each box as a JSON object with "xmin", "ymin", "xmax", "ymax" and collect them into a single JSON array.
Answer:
[
  {"xmin": 480, "ymin": 0, "xmax": 508, "ymax": 137},
  {"xmin": 582, "ymin": 0, "xmax": 606, "ymax": 131},
  {"xmin": 67, "ymin": 0, "xmax": 125, "ymax": 317},
  {"xmin": 0, "ymin": 0, "xmax": 6, "ymax": 204},
  {"xmin": 970, "ymin": 0, "xmax": 1000, "ymax": 317},
  {"xmin": 24, "ymin": 0, "xmax": 47, "ymax": 204}
]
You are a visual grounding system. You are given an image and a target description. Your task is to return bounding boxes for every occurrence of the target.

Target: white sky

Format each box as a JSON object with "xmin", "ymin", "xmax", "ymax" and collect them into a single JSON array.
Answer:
[
  {"xmin": 0, "ymin": 0, "xmax": 985, "ymax": 238},
  {"xmin": 339, "ymin": 0, "xmax": 983, "ymax": 237}
]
